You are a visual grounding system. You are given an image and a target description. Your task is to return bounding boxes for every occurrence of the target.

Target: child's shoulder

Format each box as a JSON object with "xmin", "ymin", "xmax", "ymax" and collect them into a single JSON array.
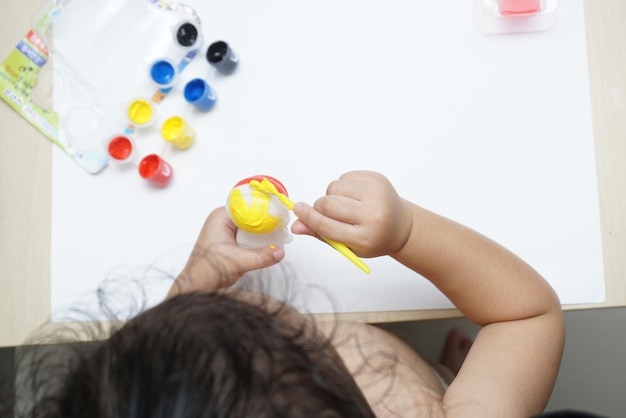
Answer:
[{"xmin": 317, "ymin": 320, "xmax": 447, "ymax": 417}]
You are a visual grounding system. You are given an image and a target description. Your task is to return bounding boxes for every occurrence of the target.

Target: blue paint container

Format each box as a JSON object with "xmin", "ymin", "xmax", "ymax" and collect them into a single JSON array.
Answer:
[
  {"xmin": 150, "ymin": 58, "xmax": 178, "ymax": 88},
  {"xmin": 184, "ymin": 78, "xmax": 217, "ymax": 111}
]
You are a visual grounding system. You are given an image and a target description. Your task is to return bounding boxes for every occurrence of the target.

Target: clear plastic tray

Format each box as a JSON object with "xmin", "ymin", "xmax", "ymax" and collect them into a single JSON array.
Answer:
[{"xmin": 17, "ymin": 0, "xmax": 204, "ymax": 174}]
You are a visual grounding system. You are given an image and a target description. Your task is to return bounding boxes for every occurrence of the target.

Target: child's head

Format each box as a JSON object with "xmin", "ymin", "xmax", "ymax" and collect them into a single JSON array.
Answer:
[{"xmin": 20, "ymin": 292, "xmax": 374, "ymax": 418}]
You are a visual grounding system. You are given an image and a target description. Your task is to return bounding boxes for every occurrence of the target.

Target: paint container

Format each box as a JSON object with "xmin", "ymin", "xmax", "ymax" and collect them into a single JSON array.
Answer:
[
  {"xmin": 138, "ymin": 154, "xmax": 173, "ymax": 187},
  {"xmin": 183, "ymin": 78, "xmax": 217, "ymax": 111},
  {"xmin": 127, "ymin": 98, "xmax": 156, "ymax": 127},
  {"xmin": 161, "ymin": 116, "xmax": 195, "ymax": 149},
  {"xmin": 106, "ymin": 135, "xmax": 136, "ymax": 163},
  {"xmin": 206, "ymin": 41, "xmax": 238, "ymax": 75},
  {"xmin": 474, "ymin": 0, "xmax": 558, "ymax": 34},
  {"xmin": 498, "ymin": 0, "xmax": 540, "ymax": 15},
  {"xmin": 174, "ymin": 21, "xmax": 201, "ymax": 50},
  {"xmin": 149, "ymin": 58, "xmax": 178, "ymax": 88}
]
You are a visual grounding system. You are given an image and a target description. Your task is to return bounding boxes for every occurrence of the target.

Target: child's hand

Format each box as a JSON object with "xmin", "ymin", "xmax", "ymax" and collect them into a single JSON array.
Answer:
[
  {"xmin": 291, "ymin": 171, "xmax": 413, "ymax": 258},
  {"xmin": 168, "ymin": 207, "xmax": 285, "ymax": 297}
]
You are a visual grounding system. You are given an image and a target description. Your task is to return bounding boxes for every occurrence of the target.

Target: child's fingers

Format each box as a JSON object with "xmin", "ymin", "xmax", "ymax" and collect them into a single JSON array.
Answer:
[
  {"xmin": 325, "ymin": 176, "xmax": 366, "ymax": 200},
  {"xmin": 290, "ymin": 219, "xmax": 315, "ymax": 236},
  {"xmin": 313, "ymin": 194, "xmax": 362, "ymax": 225},
  {"xmin": 254, "ymin": 246, "xmax": 286, "ymax": 266},
  {"xmin": 231, "ymin": 246, "xmax": 285, "ymax": 278},
  {"xmin": 293, "ymin": 202, "xmax": 356, "ymax": 242}
]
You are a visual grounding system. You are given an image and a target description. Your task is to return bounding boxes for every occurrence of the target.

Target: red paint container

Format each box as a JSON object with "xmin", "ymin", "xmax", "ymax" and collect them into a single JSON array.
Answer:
[
  {"xmin": 138, "ymin": 154, "xmax": 173, "ymax": 187},
  {"xmin": 498, "ymin": 0, "xmax": 540, "ymax": 15},
  {"xmin": 107, "ymin": 135, "xmax": 135, "ymax": 163}
]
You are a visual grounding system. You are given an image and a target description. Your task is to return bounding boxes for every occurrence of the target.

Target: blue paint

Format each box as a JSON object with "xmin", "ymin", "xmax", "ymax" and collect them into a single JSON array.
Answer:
[
  {"xmin": 184, "ymin": 78, "xmax": 217, "ymax": 111},
  {"xmin": 150, "ymin": 59, "xmax": 177, "ymax": 87}
]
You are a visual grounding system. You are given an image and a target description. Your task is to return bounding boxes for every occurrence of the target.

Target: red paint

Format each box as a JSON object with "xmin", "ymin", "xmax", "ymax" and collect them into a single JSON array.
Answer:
[
  {"xmin": 234, "ymin": 175, "xmax": 288, "ymax": 196},
  {"xmin": 498, "ymin": 0, "xmax": 540, "ymax": 15},
  {"xmin": 139, "ymin": 154, "xmax": 173, "ymax": 187},
  {"xmin": 108, "ymin": 136, "xmax": 133, "ymax": 161}
]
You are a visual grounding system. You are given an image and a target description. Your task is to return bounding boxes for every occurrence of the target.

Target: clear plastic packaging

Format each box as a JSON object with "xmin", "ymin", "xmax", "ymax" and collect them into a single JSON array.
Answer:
[{"xmin": 28, "ymin": 0, "xmax": 204, "ymax": 174}]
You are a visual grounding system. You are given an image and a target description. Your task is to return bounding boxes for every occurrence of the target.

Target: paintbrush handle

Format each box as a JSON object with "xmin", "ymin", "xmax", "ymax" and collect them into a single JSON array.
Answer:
[{"xmin": 321, "ymin": 237, "xmax": 371, "ymax": 274}]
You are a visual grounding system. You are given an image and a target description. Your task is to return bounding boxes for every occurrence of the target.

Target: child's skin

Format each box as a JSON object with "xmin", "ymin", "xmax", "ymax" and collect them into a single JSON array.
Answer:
[{"xmin": 168, "ymin": 170, "xmax": 565, "ymax": 417}]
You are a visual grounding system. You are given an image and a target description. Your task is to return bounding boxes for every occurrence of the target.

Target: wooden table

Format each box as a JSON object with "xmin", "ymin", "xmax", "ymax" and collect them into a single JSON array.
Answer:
[{"xmin": 1, "ymin": 0, "xmax": 625, "ymax": 348}]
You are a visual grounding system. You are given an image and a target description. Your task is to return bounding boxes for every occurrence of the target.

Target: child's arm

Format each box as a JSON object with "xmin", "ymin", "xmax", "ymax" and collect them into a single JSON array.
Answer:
[
  {"xmin": 167, "ymin": 207, "xmax": 285, "ymax": 298},
  {"xmin": 292, "ymin": 170, "xmax": 564, "ymax": 417}
]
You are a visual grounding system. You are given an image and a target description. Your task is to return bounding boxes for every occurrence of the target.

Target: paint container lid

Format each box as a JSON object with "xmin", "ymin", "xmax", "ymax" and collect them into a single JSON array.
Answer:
[
  {"xmin": 127, "ymin": 98, "xmax": 156, "ymax": 127},
  {"xmin": 174, "ymin": 21, "xmax": 202, "ymax": 49},
  {"xmin": 149, "ymin": 58, "xmax": 178, "ymax": 88},
  {"xmin": 106, "ymin": 135, "xmax": 136, "ymax": 163}
]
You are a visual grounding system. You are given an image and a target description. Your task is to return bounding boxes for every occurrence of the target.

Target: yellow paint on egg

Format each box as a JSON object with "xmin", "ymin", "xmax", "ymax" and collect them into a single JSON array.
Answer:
[{"xmin": 228, "ymin": 188, "xmax": 281, "ymax": 234}]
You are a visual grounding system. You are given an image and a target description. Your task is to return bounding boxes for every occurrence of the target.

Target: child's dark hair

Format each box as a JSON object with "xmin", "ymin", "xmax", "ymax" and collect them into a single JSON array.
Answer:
[{"xmin": 14, "ymin": 291, "xmax": 375, "ymax": 418}]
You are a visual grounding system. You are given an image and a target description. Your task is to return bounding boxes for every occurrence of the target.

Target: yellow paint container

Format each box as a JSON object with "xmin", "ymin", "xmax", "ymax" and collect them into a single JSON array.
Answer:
[
  {"xmin": 161, "ymin": 116, "xmax": 195, "ymax": 149},
  {"xmin": 127, "ymin": 99, "xmax": 155, "ymax": 126}
]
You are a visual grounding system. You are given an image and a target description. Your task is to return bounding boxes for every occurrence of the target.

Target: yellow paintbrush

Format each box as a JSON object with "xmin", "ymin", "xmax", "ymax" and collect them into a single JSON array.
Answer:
[{"xmin": 250, "ymin": 178, "xmax": 371, "ymax": 274}]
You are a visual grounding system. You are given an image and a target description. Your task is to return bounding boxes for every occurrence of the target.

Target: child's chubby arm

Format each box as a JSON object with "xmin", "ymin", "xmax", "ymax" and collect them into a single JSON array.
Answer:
[
  {"xmin": 167, "ymin": 207, "xmax": 285, "ymax": 298},
  {"xmin": 292, "ymin": 170, "xmax": 565, "ymax": 417}
]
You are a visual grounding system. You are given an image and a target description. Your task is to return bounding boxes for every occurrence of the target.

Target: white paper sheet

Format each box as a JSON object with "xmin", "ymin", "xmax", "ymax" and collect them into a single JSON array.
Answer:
[{"xmin": 50, "ymin": 0, "xmax": 604, "ymax": 320}]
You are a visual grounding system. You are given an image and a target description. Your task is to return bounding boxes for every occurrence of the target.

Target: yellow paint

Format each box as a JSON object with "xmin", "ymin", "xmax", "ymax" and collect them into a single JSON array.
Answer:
[
  {"xmin": 161, "ymin": 116, "xmax": 195, "ymax": 149},
  {"xmin": 250, "ymin": 179, "xmax": 295, "ymax": 210},
  {"xmin": 228, "ymin": 188, "xmax": 281, "ymax": 234},
  {"xmin": 250, "ymin": 178, "xmax": 371, "ymax": 274},
  {"xmin": 321, "ymin": 237, "xmax": 371, "ymax": 274},
  {"xmin": 128, "ymin": 99, "xmax": 154, "ymax": 125}
]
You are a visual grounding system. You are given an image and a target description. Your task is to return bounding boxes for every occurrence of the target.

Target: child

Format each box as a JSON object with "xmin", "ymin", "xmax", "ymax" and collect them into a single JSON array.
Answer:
[{"xmin": 20, "ymin": 170, "xmax": 565, "ymax": 417}]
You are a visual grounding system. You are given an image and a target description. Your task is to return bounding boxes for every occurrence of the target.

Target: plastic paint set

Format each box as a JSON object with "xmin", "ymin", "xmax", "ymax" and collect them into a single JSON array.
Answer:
[
  {"xmin": 116, "ymin": 36, "xmax": 238, "ymax": 188},
  {"xmin": 112, "ymin": 38, "xmax": 238, "ymax": 188},
  {"xmin": 0, "ymin": 0, "xmax": 239, "ymax": 188}
]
